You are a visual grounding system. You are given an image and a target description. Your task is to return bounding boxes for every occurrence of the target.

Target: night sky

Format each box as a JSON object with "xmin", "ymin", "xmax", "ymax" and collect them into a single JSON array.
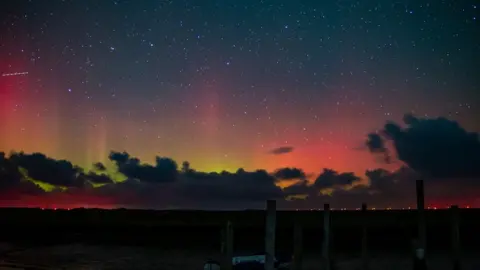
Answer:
[{"xmin": 0, "ymin": 0, "xmax": 479, "ymax": 209}]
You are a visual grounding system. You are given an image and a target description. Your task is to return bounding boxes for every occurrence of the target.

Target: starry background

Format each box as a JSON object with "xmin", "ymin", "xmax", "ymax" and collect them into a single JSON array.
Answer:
[{"xmin": 0, "ymin": 0, "xmax": 479, "ymax": 208}]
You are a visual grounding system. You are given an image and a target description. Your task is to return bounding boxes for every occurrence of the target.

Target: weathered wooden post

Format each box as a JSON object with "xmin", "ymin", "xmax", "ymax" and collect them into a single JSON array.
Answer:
[
  {"xmin": 450, "ymin": 205, "xmax": 461, "ymax": 270},
  {"xmin": 293, "ymin": 219, "xmax": 303, "ymax": 270},
  {"xmin": 323, "ymin": 203, "xmax": 331, "ymax": 270},
  {"xmin": 265, "ymin": 200, "xmax": 276, "ymax": 270},
  {"xmin": 414, "ymin": 179, "xmax": 427, "ymax": 270},
  {"xmin": 416, "ymin": 180, "xmax": 426, "ymax": 249},
  {"xmin": 224, "ymin": 220, "xmax": 233, "ymax": 270},
  {"xmin": 220, "ymin": 221, "xmax": 233, "ymax": 270},
  {"xmin": 361, "ymin": 203, "xmax": 369, "ymax": 270}
]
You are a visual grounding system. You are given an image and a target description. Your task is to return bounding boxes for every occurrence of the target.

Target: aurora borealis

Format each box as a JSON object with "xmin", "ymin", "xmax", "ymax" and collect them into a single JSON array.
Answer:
[{"xmin": 0, "ymin": 0, "xmax": 479, "ymax": 209}]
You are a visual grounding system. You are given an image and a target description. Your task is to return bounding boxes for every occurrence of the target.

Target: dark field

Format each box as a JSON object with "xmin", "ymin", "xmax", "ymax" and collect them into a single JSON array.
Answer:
[
  {"xmin": 0, "ymin": 208, "xmax": 479, "ymax": 269},
  {"xmin": 1, "ymin": 207, "xmax": 479, "ymax": 252}
]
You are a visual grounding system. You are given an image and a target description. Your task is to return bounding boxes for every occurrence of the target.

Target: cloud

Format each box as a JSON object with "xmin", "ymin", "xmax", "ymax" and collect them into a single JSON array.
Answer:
[
  {"xmin": 366, "ymin": 114, "xmax": 480, "ymax": 178},
  {"xmin": 366, "ymin": 133, "xmax": 391, "ymax": 163},
  {"xmin": 1, "ymin": 113, "xmax": 480, "ymax": 209},
  {"xmin": 282, "ymin": 179, "xmax": 312, "ymax": 196},
  {"xmin": 109, "ymin": 151, "xmax": 178, "ymax": 183},
  {"xmin": 313, "ymin": 169, "xmax": 361, "ymax": 189},
  {"xmin": 93, "ymin": 162, "xmax": 107, "ymax": 171},
  {"xmin": 365, "ymin": 168, "xmax": 397, "ymax": 192},
  {"xmin": 0, "ymin": 151, "xmax": 286, "ymax": 209},
  {"xmin": 273, "ymin": 167, "xmax": 306, "ymax": 180},
  {"xmin": 80, "ymin": 172, "xmax": 114, "ymax": 185},
  {"xmin": 282, "ymin": 167, "xmax": 420, "ymax": 209},
  {"xmin": 269, "ymin": 146, "xmax": 294, "ymax": 155},
  {"xmin": 0, "ymin": 151, "xmax": 115, "ymax": 198},
  {"xmin": 177, "ymin": 168, "xmax": 284, "ymax": 208},
  {"xmin": 364, "ymin": 167, "xmax": 417, "ymax": 196},
  {"xmin": 0, "ymin": 152, "xmax": 22, "ymax": 190},
  {"xmin": 1, "ymin": 146, "xmax": 476, "ymax": 209},
  {"xmin": 282, "ymin": 168, "xmax": 362, "ymax": 199},
  {"xmin": 8, "ymin": 152, "xmax": 84, "ymax": 187}
]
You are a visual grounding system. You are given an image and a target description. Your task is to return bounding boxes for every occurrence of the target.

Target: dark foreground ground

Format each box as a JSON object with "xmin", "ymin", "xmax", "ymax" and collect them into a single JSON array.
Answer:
[
  {"xmin": 1, "ymin": 244, "xmax": 480, "ymax": 270},
  {"xmin": 0, "ymin": 208, "xmax": 479, "ymax": 269}
]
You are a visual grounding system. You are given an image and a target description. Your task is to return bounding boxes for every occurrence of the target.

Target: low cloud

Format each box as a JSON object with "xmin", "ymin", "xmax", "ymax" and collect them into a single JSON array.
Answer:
[
  {"xmin": 273, "ymin": 167, "xmax": 306, "ymax": 180},
  {"xmin": 269, "ymin": 146, "xmax": 294, "ymax": 155},
  {"xmin": 0, "ymin": 114, "xmax": 478, "ymax": 209}
]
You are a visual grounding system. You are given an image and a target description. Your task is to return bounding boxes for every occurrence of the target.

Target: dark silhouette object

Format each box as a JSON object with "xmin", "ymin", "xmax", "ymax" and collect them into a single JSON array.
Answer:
[
  {"xmin": 232, "ymin": 261, "xmax": 264, "ymax": 270},
  {"xmin": 361, "ymin": 203, "xmax": 369, "ymax": 270},
  {"xmin": 265, "ymin": 200, "xmax": 277, "ymax": 270},
  {"xmin": 231, "ymin": 253, "xmax": 291, "ymax": 270},
  {"xmin": 293, "ymin": 220, "xmax": 303, "ymax": 270},
  {"xmin": 415, "ymin": 180, "xmax": 427, "ymax": 270},
  {"xmin": 416, "ymin": 180, "xmax": 426, "ymax": 252},
  {"xmin": 221, "ymin": 220, "xmax": 233, "ymax": 270},
  {"xmin": 412, "ymin": 239, "xmax": 427, "ymax": 270},
  {"xmin": 450, "ymin": 205, "xmax": 461, "ymax": 270},
  {"xmin": 203, "ymin": 259, "xmax": 221, "ymax": 270},
  {"xmin": 323, "ymin": 203, "xmax": 331, "ymax": 270}
]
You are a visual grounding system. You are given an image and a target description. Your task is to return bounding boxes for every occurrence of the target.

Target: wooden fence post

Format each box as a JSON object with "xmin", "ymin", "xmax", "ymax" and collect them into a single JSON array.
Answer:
[
  {"xmin": 361, "ymin": 203, "xmax": 369, "ymax": 270},
  {"xmin": 293, "ymin": 219, "xmax": 303, "ymax": 270},
  {"xmin": 450, "ymin": 205, "xmax": 461, "ymax": 270},
  {"xmin": 265, "ymin": 200, "xmax": 277, "ymax": 270},
  {"xmin": 416, "ymin": 180, "xmax": 426, "ymax": 250},
  {"xmin": 323, "ymin": 203, "xmax": 331, "ymax": 270},
  {"xmin": 414, "ymin": 179, "xmax": 427, "ymax": 270},
  {"xmin": 224, "ymin": 220, "xmax": 233, "ymax": 270}
]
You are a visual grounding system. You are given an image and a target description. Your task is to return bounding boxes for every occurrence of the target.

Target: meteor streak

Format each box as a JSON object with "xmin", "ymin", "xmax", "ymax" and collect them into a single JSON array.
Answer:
[{"xmin": 1, "ymin": 72, "xmax": 29, "ymax": 77}]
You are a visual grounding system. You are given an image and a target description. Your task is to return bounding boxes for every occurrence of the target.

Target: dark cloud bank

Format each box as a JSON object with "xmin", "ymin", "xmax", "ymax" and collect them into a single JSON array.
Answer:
[{"xmin": 1, "ymin": 114, "xmax": 479, "ymax": 209}]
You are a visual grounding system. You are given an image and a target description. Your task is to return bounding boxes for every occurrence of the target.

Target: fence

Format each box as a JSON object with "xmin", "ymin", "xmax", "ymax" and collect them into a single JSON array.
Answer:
[{"xmin": 219, "ymin": 180, "xmax": 463, "ymax": 270}]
